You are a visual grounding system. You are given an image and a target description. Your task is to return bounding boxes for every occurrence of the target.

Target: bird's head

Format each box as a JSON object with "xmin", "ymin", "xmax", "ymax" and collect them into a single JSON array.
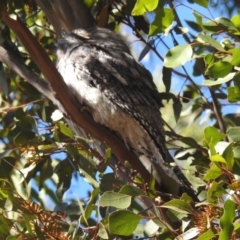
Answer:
[{"xmin": 55, "ymin": 27, "xmax": 131, "ymax": 59}]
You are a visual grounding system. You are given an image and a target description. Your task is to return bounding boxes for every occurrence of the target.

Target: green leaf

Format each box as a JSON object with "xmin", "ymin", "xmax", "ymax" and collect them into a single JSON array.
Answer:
[
  {"xmin": 221, "ymin": 38, "xmax": 235, "ymax": 50},
  {"xmin": 99, "ymin": 192, "xmax": 132, "ymax": 209},
  {"xmin": 219, "ymin": 200, "xmax": 236, "ymax": 240},
  {"xmin": 173, "ymin": 97, "xmax": 182, "ymax": 122},
  {"xmin": 234, "ymin": 222, "xmax": 240, "ymax": 231},
  {"xmin": 233, "ymin": 146, "xmax": 240, "ymax": 162},
  {"xmin": 161, "ymin": 199, "xmax": 194, "ymax": 214},
  {"xmin": 164, "ymin": 44, "xmax": 193, "ymax": 68},
  {"xmin": 83, "ymin": 0, "xmax": 96, "ymax": 8},
  {"xmin": 6, "ymin": 236, "xmax": 18, "ymax": 240},
  {"xmin": 15, "ymin": 108, "xmax": 26, "ymax": 120},
  {"xmin": 132, "ymin": 0, "xmax": 158, "ymax": 15},
  {"xmin": 204, "ymin": 126, "xmax": 225, "ymax": 153},
  {"xmin": 152, "ymin": 203, "xmax": 165, "ymax": 223},
  {"xmin": 197, "ymin": 33, "xmax": 226, "ymax": 52},
  {"xmin": 109, "ymin": 210, "xmax": 141, "ymax": 236},
  {"xmin": 55, "ymin": 159, "xmax": 73, "ymax": 199},
  {"xmin": 182, "ymin": 90, "xmax": 193, "ymax": 103},
  {"xmin": 57, "ymin": 122, "xmax": 74, "ymax": 139},
  {"xmin": 222, "ymin": 143, "xmax": 234, "ymax": 170},
  {"xmin": 204, "ymin": 163, "xmax": 222, "ymax": 181},
  {"xmin": 66, "ymin": 144, "xmax": 98, "ymax": 187},
  {"xmin": 24, "ymin": 214, "xmax": 35, "ymax": 235},
  {"xmin": 84, "ymin": 188, "xmax": 99, "ymax": 220},
  {"xmin": 180, "ymin": 193, "xmax": 193, "ymax": 203},
  {"xmin": 231, "ymin": 15, "xmax": 240, "ymax": 30},
  {"xmin": 227, "ymin": 127, "xmax": 240, "ymax": 142},
  {"xmin": 38, "ymin": 144, "xmax": 57, "ymax": 153},
  {"xmin": 24, "ymin": 115, "xmax": 39, "ymax": 134},
  {"xmin": 14, "ymin": 130, "xmax": 36, "ymax": 147},
  {"xmin": 0, "ymin": 189, "xmax": 8, "ymax": 199},
  {"xmin": 217, "ymin": 17, "xmax": 238, "ymax": 32},
  {"xmin": 193, "ymin": 0, "xmax": 208, "ymax": 8},
  {"xmin": 203, "ymin": 72, "xmax": 235, "ymax": 86},
  {"xmin": 98, "ymin": 222, "xmax": 108, "ymax": 239},
  {"xmin": 196, "ymin": 229, "xmax": 215, "ymax": 240},
  {"xmin": 227, "ymin": 86, "xmax": 240, "ymax": 102},
  {"xmin": 133, "ymin": 224, "xmax": 145, "ymax": 237},
  {"xmin": 148, "ymin": 172, "xmax": 156, "ymax": 198},
  {"xmin": 202, "ymin": 17, "xmax": 236, "ymax": 32},
  {"xmin": 77, "ymin": 160, "xmax": 99, "ymax": 188},
  {"xmin": 207, "ymin": 181, "xmax": 225, "ymax": 203},
  {"xmin": 220, "ymin": 17, "xmax": 238, "ymax": 28},
  {"xmin": 39, "ymin": 158, "xmax": 53, "ymax": 189},
  {"xmin": 185, "ymin": 20, "xmax": 202, "ymax": 32},
  {"xmin": 100, "ymin": 173, "xmax": 116, "ymax": 192},
  {"xmin": 0, "ymin": 215, "xmax": 11, "ymax": 234},
  {"xmin": 193, "ymin": 11, "xmax": 203, "ymax": 27},
  {"xmin": 208, "ymin": 61, "xmax": 232, "ymax": 79},
  {"xmin": 229, "ymin": 48, "xmax": 240, "ymax": 66},
  {"xmin": 68, "ymin": 222, "xmax": 83, "ymax": 237},
  {"xmin": 77, "ymin": 200, "xmax": 88, "ymax": 225},
  {"xmin": 105, "ymin": 147, "xmax": 111, "ymax": 160},
  {"xmin": 179, "ymin": 136, "xmax": 200, "ymax": 148},
  {"xmin": 119, "ymin": 185, "xmax": 146, "ymax": 196},
  {"xmin": 166, "ymin": 209, "xmax": 188, "ymax": 222},
  {"xmin": 204, "ymin": 53, "xmax": 215, "ymax": 67},
  {"xmin": 65, "ymin": 144, "xmax": 80, "ymax": 160},
  {"xmin": 210, "ymin": 154, "xmax": 227, "ymax": 164},
  {"xmin": 162, "ymin": 67, "xmax": 172, "ymax": 93},
  {"xmin": 138, "ymin": 39, "xmax": 154, "ymax": 61},
  {"xmin": 201, "ymin": 20, "xmax": 221, "ymax": 32},
  {"xmin": 149, "ymin": 8, "xmax": 174, "ymax": 36}
]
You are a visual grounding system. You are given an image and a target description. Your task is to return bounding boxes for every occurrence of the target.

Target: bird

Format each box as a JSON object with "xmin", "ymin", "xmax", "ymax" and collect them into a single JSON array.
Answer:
[{"xmin": 55, "ymin": 27, "xmax": 194, "ymax": 197}]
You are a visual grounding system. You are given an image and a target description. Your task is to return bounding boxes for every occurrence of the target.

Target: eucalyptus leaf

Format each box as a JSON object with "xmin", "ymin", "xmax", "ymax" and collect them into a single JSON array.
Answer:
[
  {"xmin": 132, "ymin": 0, "xmax": 158, "ymax": 15},
  {"xmin": 99, "ymin": 192, "xmax": 132, "ymax": 209},
  {"xmin": 197, "ymin": 33, "xmax": 226, "ymax": 52},
  {"xmin": 219, "ymin": 200, "xmax": 235, "ymax": 240},
  {"xmin": 164, "ymin": 44, "xmax": 193, "ymax": 68},
  {"xmin": 109, "ymin": 210, "xmax": 141, "ymax": 236},
  {"xmin": 149, "ymin": 8, "xmax": 174, "ymax": 36}
]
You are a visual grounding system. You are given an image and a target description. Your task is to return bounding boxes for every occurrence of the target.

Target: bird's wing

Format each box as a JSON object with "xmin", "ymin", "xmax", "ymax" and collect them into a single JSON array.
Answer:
[{"xmin": 68, "ymin": 42, "xmax": 166, "ymax": 158}]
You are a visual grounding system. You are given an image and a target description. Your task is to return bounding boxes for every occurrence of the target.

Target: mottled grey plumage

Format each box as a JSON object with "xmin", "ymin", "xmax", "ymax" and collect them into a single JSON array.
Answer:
[{"xmin": 55, "ymin": 27, "xmax": 187, "ymax": 192}]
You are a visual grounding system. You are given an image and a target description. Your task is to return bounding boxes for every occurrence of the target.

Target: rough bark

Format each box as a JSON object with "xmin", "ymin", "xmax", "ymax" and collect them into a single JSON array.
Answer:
[{"xmin": 34, "ymin": 0, "xmax": 95, "ymax": 36}]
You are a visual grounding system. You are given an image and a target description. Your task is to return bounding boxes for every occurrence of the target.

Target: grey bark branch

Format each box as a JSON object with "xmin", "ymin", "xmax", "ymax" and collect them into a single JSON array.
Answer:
[{"xmin": 0, "ymin": 46, "xmax": 56, "ymax": 103}]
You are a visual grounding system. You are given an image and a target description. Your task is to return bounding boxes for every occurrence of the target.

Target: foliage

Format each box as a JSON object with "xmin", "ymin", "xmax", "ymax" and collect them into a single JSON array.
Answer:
[{"xmin": 0, "ymin": 0, "xmax": 240, "ymax": 239}]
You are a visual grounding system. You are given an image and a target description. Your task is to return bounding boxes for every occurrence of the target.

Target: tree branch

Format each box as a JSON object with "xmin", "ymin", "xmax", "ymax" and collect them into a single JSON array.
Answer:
[
  {"xmin": 209, "ymin": 87, "xmax": 226, "ymax": 134},
  {"xmin": 0, "ymin": 46, "xmax": 56, "ymax": 103},
  {"xmin": 34, "ymin": 0, "xmax": 95, "ymax": 36},
  {"xmin": 1, "ymin": 6, "xmax": 163, "ymax": 193}
]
